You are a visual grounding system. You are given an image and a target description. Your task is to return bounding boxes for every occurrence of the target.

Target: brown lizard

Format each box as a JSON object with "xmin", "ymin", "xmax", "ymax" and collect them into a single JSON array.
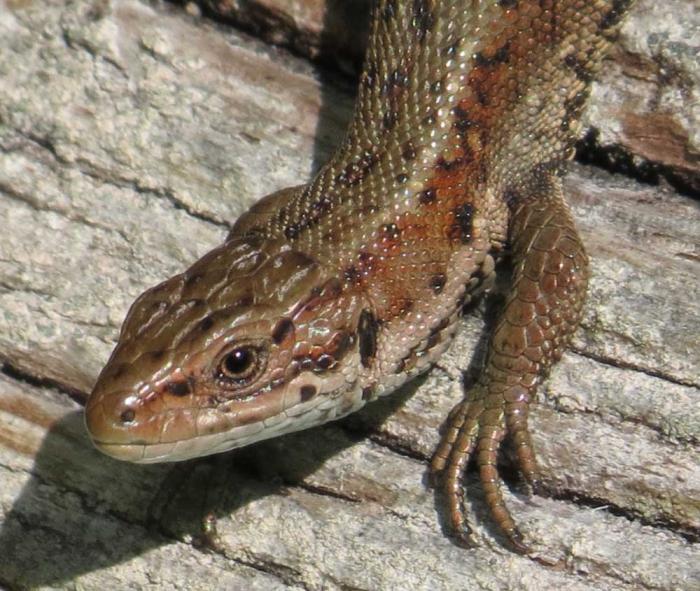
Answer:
[{"xmin": 85, "ymin": 0, "xmax": 636, "ymax": 552}]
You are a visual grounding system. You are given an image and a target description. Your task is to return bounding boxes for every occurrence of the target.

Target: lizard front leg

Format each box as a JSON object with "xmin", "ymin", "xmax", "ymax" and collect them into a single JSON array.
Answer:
[{"xmin": 432, "ymin": 173, "xmax": 589, "ymax": 553}]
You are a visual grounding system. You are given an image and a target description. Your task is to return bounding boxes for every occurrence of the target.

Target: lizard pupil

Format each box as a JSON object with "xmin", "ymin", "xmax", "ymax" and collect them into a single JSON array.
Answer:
[
  {"xmin": 216, "ymin": 344, "xmax": 268, "ymax": 386},
  {"xmin": 224, "ymin": 348, "xmax": 254, "ymax": 375}
]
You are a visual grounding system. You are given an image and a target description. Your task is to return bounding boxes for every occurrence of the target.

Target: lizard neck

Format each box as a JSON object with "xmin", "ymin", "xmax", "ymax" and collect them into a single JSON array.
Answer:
[{"xmin": 262, "ymin": 0, "xmax": 620, "ymax": 259}]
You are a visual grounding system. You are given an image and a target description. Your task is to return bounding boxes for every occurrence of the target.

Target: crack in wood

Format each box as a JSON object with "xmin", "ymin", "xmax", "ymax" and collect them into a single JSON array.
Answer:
[
  {"xmin": 3, "ymin": 128, "xmax": 230, "ymax": 231},
  {"xmin": 538, "ymin": 486, "xmax": 699, "ymax": 543},
  {"xmin": 570, "ymin": 346, "xmax": 699, "ymax": 388},
  {"xmin": 0, "ymin": 361, "xmax": 88, "ymax": 406}
]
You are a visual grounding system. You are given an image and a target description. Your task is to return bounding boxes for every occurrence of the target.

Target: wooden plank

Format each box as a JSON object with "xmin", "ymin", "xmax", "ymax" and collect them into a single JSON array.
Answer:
[{"xmin": 0, "ymin": 1, "xmax": 697, "ymax": 589}]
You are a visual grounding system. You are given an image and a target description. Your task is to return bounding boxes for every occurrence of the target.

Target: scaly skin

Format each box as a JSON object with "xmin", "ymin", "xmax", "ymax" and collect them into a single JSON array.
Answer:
[{"xmin": 85, "ymin": 0, "xmax": 635, "ymax": 552}]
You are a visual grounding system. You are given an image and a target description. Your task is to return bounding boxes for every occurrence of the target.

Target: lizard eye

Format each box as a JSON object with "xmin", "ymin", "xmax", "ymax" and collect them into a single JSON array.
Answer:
[{"xmin": 216, "ymin": 344, "xmax": 267, "ymax": 386}]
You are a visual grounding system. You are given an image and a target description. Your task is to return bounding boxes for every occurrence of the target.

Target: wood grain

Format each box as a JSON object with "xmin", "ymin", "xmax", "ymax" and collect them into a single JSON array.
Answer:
[{"xmin": 0, "ymin": 1, "xmax": 697, "ymax": 589}]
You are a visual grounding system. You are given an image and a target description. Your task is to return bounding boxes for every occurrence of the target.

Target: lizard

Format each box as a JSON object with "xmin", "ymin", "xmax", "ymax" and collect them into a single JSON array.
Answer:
[{"xmin": 85, "ymin": 0, "xmax": 636, "ymax": 552}]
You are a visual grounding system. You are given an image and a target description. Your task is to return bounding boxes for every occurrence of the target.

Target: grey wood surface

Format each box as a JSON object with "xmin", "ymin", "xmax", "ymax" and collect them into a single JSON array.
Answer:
[{"xmin": 0, "ymin": 1, "xmax": 697, "ymax": 590}]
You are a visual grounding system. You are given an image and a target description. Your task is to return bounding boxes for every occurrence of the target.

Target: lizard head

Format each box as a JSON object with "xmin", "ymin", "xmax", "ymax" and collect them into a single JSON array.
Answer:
[{"xmin": 85, "ymin": 235, "xmax": 371, "ymax": 462}]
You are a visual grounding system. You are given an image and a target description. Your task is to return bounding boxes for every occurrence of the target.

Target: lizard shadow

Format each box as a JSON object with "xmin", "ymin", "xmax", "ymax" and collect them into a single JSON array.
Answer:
[
  {"xmin": 0, "ymin": 410, "xmax": 170, "ymax": 587},
  {"xmin": 0, "ymin": 382, "xmax": 421, "ymax": 588},
  {"xmin": 147, "ymin": 377, "xmax": 425, "ymax": 546}
]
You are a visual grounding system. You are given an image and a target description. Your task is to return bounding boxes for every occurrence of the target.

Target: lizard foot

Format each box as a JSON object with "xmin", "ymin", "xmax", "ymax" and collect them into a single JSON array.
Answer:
[{"xmin": 431, "ymin": 382, "xmax": 540, "ymax": 554}]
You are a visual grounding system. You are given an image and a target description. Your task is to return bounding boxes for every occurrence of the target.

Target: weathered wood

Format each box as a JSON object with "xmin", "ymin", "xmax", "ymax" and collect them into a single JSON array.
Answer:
[{"xmin": 0, "ymin": 1, "xmax": 698, "ymax": 590}]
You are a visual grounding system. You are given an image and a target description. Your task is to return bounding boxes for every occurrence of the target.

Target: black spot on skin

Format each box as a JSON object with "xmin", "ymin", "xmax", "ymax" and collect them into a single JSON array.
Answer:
[
  {"xmin": 120, "ymin": 409, "xmax": 135, "ymax": 423},
  {"xmin": 503, "ymin": 187, "xmax": 521, "ymax": 207},
  {"xmin": 166, "ymin": 380, "xmax": 191, "ymax": 397},
  {"xmin": 313, "ymin": 196, "xmax": 332, "ymax": 213},
  {"xmin": 436, "ymin": 156, "xmax": 464, "ymax": 171},
  {"xmin": 380, "ymin": 223, "xmax": 401, "ymax": 241},
  {"xmin": 358, "ymin": 251, "xmax": 375, "ymax": 266},
  {"xmin": 455, "ymin": 203, "xmax": 474, "ymax": 237},
  {"xmin": 383, "ymin": 111, "xmax": 397, "ymax": 130},
  {"xmin": 412, "ymin": 0, "xmax": 435, "ymax": 42},
  {"xmin": 358, "ymin": 309, "xmax": 379, "ymax": 368},
  {"xmin": 402, "ymin": 141, "xmax": 417, "ymax": 161},
  {"xmin": 430, "ymin": 79, "xmax": 443, "ymax": 94},
  {"xmin": 451, "ymin": 203, "xmax": 474, "ymax": 243},
  {"xmin": 422, "ymin": 111, "xmax": 436, "ymax": 126},
  {"xmin": 564, "ymin": 54, "xmax": 593, "ymax": 84},
  {"xmin": 418, "ymin": 188, "xmax": 437, "ymax": 205},
  {"xmin": 452, "ymin": 105, "xmax": 475, "ymax": 132},
  {"xmin": 344, "ymin": 265, "xmax": 360, "ymax": 283},
  {"xmin": 396, "ymin": 173, "xmax": 408, "ymax": 184},
  {"xmin": 495, "ymin": 44, "xmax": 510, "ymax": 64},
  {"xmin": 562, "ymin": 90, "xmax": 590, "ymax": 134},
  {"xmin": 362, "ymin": 386, "xmax": 374, "ymax": 401},
  {"xmin": 336, "ymin": 150, "xmax": 378, "ymax": 186},
  {"xmin": 498, "ymin": 0, "xmax": 518, "ymax": 8},
  {"xmin": 399, "ymin": 298, "xmax": 414, "ymax": 316},
  {"xmin": 315, "ymin": 354, "xmax": 336, "ymax": 371},
  {"xmin": 272, "ymin": 317, "xmax": 295, "ymax": 344},
  {"xmin": 297, "ymin": 357, "xmax": 314, "ymax": 371},
  {"xmin": 430, "ymin": 273, "xmax": 447, "ymax": 294},
  {"xmin": 150, "ymin": 350, "xmax": 165, "ymax": 361},
  {"xmin": 284, "ymin": 223, "xmax": 301, "ymax": 240},
  {"xmin": 394, "ymin": 357, "xmax": 407, "ymax": 374},
  {"xmin": 568, "ymin": 90, "xmax": 590, "ymax": 112},
  {"xmin": 200, "ymin": 316, "xmax": 214, "ymax": 331},
  {"xmin": 474, "ymin": 43, "xmax": 510, "ymax": 68},
  {"xmin": 300, "ymin": 385, "xmax": 317, "ymax": 401}
]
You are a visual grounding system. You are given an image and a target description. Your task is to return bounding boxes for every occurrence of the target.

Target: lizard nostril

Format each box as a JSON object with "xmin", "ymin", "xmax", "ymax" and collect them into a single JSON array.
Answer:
[{"xmin": 120, "ymin": 408, "xmax": 136, "ymax": 424}]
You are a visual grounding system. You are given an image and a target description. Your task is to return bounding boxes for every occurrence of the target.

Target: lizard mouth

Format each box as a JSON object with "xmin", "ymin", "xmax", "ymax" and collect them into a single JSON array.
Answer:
[{"xmin": 88, "ymin": 381, "xmax": 359, "ymax": 463}]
